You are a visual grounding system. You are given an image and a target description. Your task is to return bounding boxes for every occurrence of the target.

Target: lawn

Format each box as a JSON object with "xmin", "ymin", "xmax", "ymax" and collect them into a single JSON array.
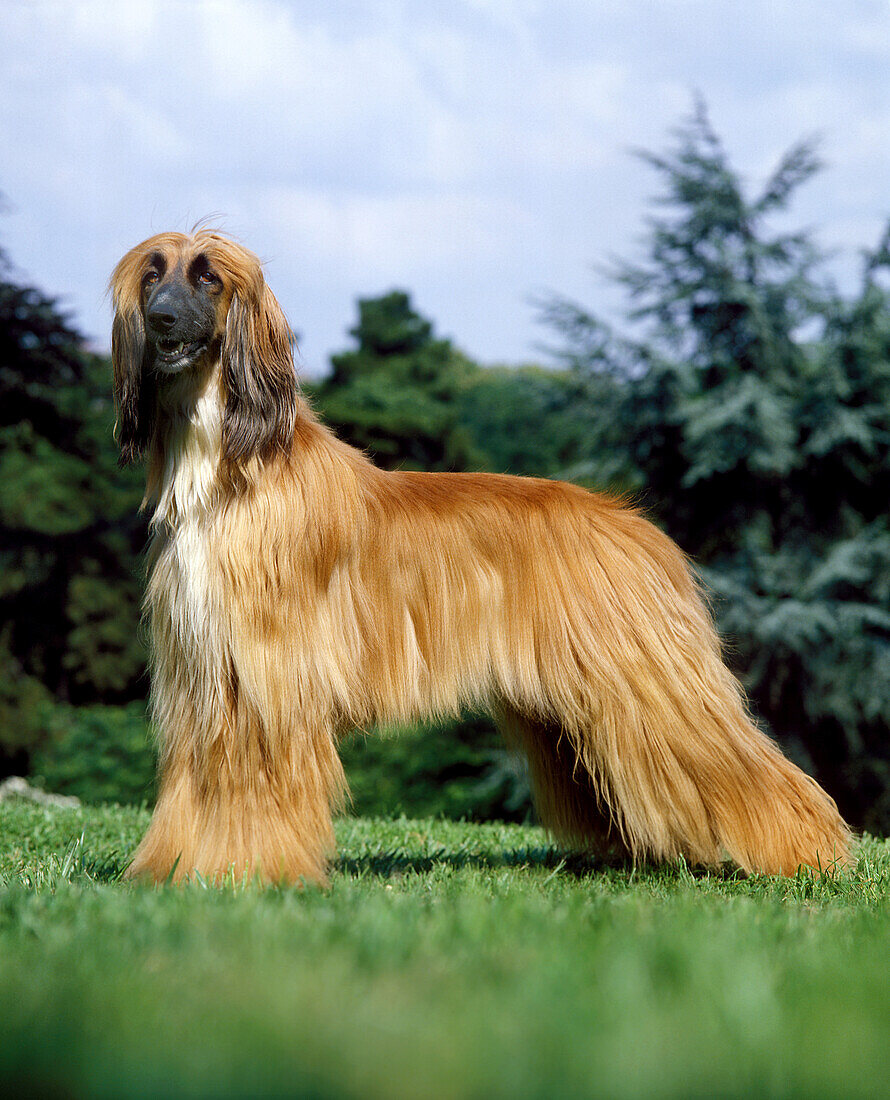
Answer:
[{"xmin": 1, "ymin": 801, "xmax": 889, "ymax": 1098}]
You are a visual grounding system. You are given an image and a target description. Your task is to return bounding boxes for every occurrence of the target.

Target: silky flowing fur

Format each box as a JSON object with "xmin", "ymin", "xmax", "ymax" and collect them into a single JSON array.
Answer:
[{"xmin": 110, "ymin": 230, "xmax": 854, "ymax": 885}]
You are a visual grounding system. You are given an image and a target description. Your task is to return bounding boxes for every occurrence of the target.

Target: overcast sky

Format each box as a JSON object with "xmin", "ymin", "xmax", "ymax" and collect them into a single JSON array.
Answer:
[{"xmin": 2, "ymin": 0, "xmax": 889, "ymax": 374}]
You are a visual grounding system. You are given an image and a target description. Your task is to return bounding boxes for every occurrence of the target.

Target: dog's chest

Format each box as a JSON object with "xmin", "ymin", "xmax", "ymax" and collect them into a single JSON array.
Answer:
[
  {"xmin": 164, "ymin": 518, "xmax": 216, "ymax": 649},
  {"xmin": 152, "ymin": 391, "xmax": 223, "ymax": 650},
  {"xmin": 154, "ymin": 388, "xmax": 222, "ymax": 524}
]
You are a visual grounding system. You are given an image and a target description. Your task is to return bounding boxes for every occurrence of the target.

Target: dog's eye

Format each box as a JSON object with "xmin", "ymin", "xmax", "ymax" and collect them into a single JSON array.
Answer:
[
  {"xmin": 143, "ymin": 271, "xmax": 159, "ymax": 287},
  {"xmin": 198, "ymin": 271, "xmax": 219, "ymax": 286}
]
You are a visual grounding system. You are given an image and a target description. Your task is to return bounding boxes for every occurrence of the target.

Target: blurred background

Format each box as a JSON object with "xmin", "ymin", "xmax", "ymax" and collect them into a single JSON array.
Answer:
[{"xmin": 1, "ymin": 1, "xmax": 888, "ymax": 832}]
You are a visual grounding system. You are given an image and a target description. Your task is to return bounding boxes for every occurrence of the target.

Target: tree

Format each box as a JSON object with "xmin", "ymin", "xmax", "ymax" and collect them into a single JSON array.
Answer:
[
  {"xmin": 312, "ymin": 291, "xmax": 481, "ymax": 471},
  {"xmin": 455, "ymin": 364, "xmax": 592, "ymax": 478},
  {"xmin": 543, "ymin": 103, "xmax": 890, "ymax": 831},
  {"xmin": 0, "ymin": 241, "xmax": 146, "ymax": 775}
]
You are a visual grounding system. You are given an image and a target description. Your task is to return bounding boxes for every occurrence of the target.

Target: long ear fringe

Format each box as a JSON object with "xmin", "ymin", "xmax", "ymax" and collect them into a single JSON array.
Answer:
[
  {"xmin": 112, "ymin": 308, "xmax": 153, "ymax": 465},
  {"xmin": 220, "ymin": 285, "xmax": 298, "ymax": 477}
]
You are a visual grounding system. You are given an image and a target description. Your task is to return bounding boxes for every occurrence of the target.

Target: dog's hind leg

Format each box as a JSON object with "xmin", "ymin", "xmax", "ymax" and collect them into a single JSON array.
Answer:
[
  {"xmin": 542, "ymin": 510, "xmax": 855, "ymax": 876},
  {"xmin": 497, "ymin": 706, "xmax": 627, "ymax": 862},
  {"xmin": 567, "ymin": 663, "xmax": 854, "ymax": 877}
]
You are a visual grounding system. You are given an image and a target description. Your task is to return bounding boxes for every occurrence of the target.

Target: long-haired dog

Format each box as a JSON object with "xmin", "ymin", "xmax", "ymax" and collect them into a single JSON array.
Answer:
[{"xmin": 110, "ymin": 230, "xmax": 853, "ymax": 884}]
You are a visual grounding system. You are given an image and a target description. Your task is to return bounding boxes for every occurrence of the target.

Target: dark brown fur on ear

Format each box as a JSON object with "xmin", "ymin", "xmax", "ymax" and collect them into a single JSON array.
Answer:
[
  {"xmin": 111, "ymin": 307, "xmax": 154, "ymax": 465},
  {"xmin": 220, "ymin": 284, "xmax": 298, "ymax": 475}
]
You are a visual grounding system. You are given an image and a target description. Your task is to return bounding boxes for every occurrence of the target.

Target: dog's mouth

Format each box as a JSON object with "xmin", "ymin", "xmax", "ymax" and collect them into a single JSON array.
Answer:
[{"xmin": 152, "ymin": 337, "xmax": 208, "ymax": 372}]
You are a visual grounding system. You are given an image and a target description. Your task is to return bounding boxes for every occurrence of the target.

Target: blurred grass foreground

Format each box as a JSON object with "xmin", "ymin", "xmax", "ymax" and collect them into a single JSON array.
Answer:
[{"xmin": 1, "ymin": 801, "xmax": 889, "ymax": 1099}]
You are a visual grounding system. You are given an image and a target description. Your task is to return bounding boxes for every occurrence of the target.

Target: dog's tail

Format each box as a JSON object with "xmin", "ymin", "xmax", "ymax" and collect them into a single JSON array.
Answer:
[{"xmin": 513, "ymin": 501, "xmax": 854, "ymax": 876}]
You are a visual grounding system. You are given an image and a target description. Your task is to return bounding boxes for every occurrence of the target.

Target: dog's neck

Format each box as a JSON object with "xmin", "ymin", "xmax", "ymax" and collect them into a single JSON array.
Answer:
[{"xmin": 147, "ymin": 364, "xmax": 223, "ymax": 528}]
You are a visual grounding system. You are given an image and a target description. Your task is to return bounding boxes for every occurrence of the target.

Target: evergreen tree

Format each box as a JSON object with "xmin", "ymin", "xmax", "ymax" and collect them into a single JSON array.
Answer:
[
  {"xmin": 455, "ymin": 364, "xmax": 592, "ymax": 478},
  {"xmin": 0, "ymin": 242, "xmax": 146, "ymax": 774},
  {"xmin": 544, "ymin": 103, "xmax": 890, "ymax": 831},
  {"xmin": 312, "ymin": 291, "xmax": 481, "ymax": 470}
]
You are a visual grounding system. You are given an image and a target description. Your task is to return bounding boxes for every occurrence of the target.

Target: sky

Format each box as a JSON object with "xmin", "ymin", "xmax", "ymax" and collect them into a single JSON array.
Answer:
[{"xmin": 1, "ymin": 0, "xmax": 889, "ymax": 375}]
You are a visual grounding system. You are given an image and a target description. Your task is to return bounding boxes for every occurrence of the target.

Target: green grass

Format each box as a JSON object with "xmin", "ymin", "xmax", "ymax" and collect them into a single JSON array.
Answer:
[{"xmin": 1, "ymin": 802, "xmax": 889, "ymax": 1098}]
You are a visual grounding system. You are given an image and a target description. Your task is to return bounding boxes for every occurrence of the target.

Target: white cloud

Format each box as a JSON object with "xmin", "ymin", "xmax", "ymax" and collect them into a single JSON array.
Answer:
[{"xmin": 262, "ymin": 186, "xmax": 538, "ymax": 276}]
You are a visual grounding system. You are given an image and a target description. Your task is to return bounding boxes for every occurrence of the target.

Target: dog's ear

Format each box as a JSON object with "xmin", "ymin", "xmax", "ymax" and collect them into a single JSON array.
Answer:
[
  {"xmin": 220, "ymin": 281, "xmax": 298, "ymax": 473},
  {"xmin": 112, "ymin": 307, "xmax": 153, "ymax": 465}
]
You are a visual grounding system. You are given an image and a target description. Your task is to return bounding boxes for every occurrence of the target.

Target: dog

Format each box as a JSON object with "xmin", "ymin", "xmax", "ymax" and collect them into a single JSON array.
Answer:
[{"xmin": 110, "ymin": 230, "xmax": 853, "ymax": 884}]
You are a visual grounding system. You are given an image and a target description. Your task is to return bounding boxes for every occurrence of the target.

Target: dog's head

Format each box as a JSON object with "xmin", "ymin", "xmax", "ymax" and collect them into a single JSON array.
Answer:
[{"xmin": 109, "ymin": 230, "xmax": 298, "ymax": 470}]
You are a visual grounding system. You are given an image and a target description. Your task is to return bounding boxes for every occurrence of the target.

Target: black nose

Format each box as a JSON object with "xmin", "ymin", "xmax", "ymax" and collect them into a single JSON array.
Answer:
[{"xmin": 148, "ymin": 307, "xmax": 177, "ymax": 332}]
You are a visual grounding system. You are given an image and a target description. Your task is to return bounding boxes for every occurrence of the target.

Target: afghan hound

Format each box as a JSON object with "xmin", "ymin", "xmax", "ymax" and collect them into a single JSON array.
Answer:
[{"xmin": 110, "ymin": 230, "xmax": 853, "ymax": 884}]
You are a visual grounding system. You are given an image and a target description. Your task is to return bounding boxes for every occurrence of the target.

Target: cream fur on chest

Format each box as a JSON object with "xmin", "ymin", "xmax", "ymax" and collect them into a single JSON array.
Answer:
[{"xmin": 150, "ymin": 381, "xmax": 223, "ymax": 655}]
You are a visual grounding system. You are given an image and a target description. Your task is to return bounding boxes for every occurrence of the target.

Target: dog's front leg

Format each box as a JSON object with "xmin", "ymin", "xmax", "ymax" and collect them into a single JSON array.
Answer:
[{"xmin": 127, "ymin": 713, "xmax": 347, "ymax": 886}]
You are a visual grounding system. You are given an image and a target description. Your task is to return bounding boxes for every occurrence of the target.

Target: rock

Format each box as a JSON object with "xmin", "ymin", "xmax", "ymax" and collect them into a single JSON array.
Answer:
[{"xmin": 0, "ymin": 776, "xmax": 81, "ymax": 809}]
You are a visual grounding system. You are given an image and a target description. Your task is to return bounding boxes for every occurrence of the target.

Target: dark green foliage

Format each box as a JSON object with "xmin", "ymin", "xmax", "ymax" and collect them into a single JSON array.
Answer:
[
  {"xmin": 0, "ymin": 633, "xmax": 52, "ymax": 763},
  {"xmin": 341, "ymin": 717, "xmax": 530, "ymax": 823},
  {"xmin": 455, "ymin": 363, "xmax": 590, "ymax": 477},
  {"xmin": 0, "ymin": 242, "xmax": 146, "ymax": 773},
  {"xmin": 311, "ymin": 290, "xmax": 482, "ymax": 470},
  {"xmin": 30, "ymin": 702, "xmax": 156, "ymax": 805},
  {"xmin": 543, "ymin": 102, "xmax": 890, "ymax": 831},
  {"xmin": 314, "ymin": 293, "xmax": 589, "ymax": 481}
]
